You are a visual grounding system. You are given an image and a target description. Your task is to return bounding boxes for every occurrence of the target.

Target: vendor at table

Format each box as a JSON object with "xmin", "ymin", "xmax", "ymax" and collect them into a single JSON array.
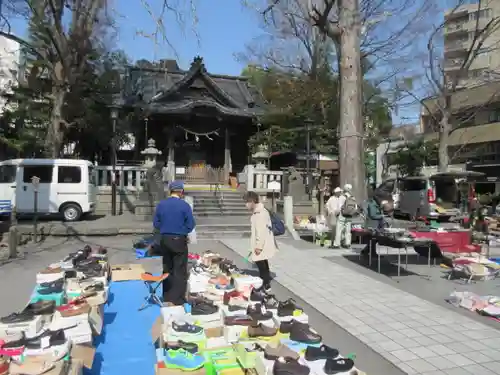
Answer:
[
  {"xmin": 361, "ymin": 192, "xmax": 384, "ymax": 257},
  {"xmin": 153, "ymin": 180, "xmax": 196, "ymax": 305}
]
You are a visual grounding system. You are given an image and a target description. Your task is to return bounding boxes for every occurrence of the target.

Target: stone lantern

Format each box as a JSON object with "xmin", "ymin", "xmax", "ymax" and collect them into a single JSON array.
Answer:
[
  {"xmin": 252, "ymin": 144, "xmax": 269, "ymax": 170},
  {"xmin": 141, "ymin": 138, "xmax": 162, "ymax": 168}
]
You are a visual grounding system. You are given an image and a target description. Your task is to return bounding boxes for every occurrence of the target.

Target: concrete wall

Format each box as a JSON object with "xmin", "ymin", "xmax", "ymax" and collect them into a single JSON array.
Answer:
[{"xmin": 95, "ymin": 188, "xmax": 139, "ymax": 215}]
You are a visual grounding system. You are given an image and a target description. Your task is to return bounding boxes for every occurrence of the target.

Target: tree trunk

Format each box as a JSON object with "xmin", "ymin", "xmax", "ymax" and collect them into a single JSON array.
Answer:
[
  {"xmin": 45, "ymin": 86, "xmax": 66, "ymax": 158},
  {"xmin": 438, "ymin": 112, "xmax": 450, "ymax": 172},
  {"xmin": 338, "ymin": 0, "xmax": 366, "ymax": 201}
]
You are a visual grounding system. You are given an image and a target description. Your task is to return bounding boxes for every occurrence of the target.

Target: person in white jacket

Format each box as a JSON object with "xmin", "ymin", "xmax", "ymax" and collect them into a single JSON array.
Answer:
[{"xmin": 325, "ymin": 187, "xmax": 343, "ymax": 246}]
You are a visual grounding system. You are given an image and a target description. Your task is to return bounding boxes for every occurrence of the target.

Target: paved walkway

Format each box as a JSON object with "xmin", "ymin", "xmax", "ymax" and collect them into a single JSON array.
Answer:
[{"xmin": 222, "ymin": 239, "xmax": 500, "ymax": 375}]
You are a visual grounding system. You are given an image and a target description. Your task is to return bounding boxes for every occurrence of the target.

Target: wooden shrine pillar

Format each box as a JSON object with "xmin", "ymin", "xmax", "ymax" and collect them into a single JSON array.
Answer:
[{"xmin": 224, "ymin": 126, "xmax": 232, "ymax": 182}]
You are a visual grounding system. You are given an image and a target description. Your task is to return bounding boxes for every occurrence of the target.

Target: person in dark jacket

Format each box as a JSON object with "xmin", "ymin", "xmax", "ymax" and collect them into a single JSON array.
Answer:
[
  {"xmin": 361, "ymin": 194, "xmax": 384, "ymax": 256},
  {"xmin": 153, "ymin": 180, "xmax": 196, "ymax": 305}
]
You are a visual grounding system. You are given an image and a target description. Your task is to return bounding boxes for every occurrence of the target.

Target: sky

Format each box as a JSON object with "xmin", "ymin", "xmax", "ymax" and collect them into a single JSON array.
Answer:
[{"xmin": 112, "ymin": 0, "xmax": 261, "ymax": 75}]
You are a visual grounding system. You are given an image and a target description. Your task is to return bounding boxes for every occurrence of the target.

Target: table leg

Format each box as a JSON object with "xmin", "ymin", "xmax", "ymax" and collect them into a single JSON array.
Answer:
[
  {"xmin": 398, "ymin": 248, "xmax": 401, "ymax": 277},
  {"xmin": 378, "ymin": 246, "xmax": 381, "ymax": 273},
  {"xmin": 405, "ymin": 245, "xmax": 408, "ymax": 269},
  {"xmin": 368, "ymin": 239, "xmax": 372, "ymax": 267},
  {"xmin": 426, "ymin": 243, "xmax": 431, "ymax": 267}
]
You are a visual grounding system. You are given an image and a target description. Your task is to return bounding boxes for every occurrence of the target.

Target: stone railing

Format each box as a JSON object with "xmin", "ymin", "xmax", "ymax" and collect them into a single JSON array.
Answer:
[
  {"xmin": 243, "ymin": 165, "xmax": 284, "ymax": 193},
  {"xmin": 95, "ymin": 165, "xmax": 148, "ymax": 190},
  {"xmin": 95, "ymin": 164, "xmax": 285, "ymax": 193}
]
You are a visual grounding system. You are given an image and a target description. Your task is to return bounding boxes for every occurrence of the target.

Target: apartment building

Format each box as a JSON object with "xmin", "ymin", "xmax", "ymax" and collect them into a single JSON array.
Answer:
[
  {"xmin": 0, "ymin": 36, "xmax": 21, "ymax": 114},
  {"xmin": 420, "ymin": 81, "xmax": 500, "ymax": 192},
  {"xmin": 444, "ymin": 0, "xmax": 500, "ymax": 88}
]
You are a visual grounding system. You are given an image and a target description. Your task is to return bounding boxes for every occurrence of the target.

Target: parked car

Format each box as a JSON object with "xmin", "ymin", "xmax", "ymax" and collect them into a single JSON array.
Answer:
[
  {"xmin": 0, "ymin": 159, "xmax": 97, "ymax": 221},
  {"xmin": 374, "ymin": 178, "xmax": 402, "ymax": 208},
  {"xmin": 397, "ymin": 172, "xmax": 484, "ymax": 220}
]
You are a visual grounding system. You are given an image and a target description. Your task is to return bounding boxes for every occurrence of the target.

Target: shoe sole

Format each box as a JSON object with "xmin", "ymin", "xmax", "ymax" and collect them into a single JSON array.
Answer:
[{"xmin": 165, "ymin": 362, "xmax": 204, "ymax": 371}]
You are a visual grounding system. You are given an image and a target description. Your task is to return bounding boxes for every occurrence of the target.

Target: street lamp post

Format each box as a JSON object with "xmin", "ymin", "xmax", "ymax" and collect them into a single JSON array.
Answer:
[
  {"xmin": 304, "ymin": 119, "xmax": 313, "ymax": 199},
  {"xmin": 110, "ymin": 107, "xmax": 118, "ymax": 216}
]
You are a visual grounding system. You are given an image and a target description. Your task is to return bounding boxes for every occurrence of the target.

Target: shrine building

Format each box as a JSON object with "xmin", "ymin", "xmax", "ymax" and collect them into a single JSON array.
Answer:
[{"xmin": 118, "ymin": 56, "xmax": 265, "ymax": 183}]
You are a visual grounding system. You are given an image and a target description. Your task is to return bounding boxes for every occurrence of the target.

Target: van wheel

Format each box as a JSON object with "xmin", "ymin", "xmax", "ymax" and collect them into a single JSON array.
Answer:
[{"xmin": 61, "ymin": 203, "xmax": 82, "ymax": 222}]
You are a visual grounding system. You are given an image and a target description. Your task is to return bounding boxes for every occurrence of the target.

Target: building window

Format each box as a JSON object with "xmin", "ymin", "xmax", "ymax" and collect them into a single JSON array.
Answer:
[
  {"xmin": 470, "ymin": 9, "xmax": 492, "ymax": 21},
  {"xmin": 22, "ymin": 165, "xmax": 53, "ymax": 183},
  {"xmin": 489, "ymin": 110, "xmax": 500, "ymax": 123},
  {"xmin": 58, "ymin": 166, "xmax": 82, "ymax": 183}
]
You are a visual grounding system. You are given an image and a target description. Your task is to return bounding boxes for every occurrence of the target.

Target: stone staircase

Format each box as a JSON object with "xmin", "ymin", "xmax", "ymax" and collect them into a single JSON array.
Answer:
[
  {"xmin": 188, "ymin": 190, "xmax": 246, "ymax": 217},
  {"xmin": 187, "ymin": 189, "xmax": 251, "ymax": 239}
]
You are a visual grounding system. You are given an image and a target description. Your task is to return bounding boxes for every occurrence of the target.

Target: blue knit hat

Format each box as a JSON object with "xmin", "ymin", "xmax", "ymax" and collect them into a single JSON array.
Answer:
[{"xmin": 169, "ymin": 180, "xmax": 184, "ymax": 191}]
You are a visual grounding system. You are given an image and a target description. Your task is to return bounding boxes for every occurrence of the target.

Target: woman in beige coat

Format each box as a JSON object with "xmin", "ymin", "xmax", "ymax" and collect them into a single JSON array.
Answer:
[{"xmin": 245, "ymin": 191, "xmax": 278, "ymax": 292}]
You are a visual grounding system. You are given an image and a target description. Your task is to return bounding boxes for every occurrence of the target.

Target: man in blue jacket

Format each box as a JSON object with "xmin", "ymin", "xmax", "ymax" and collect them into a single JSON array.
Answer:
[{"xmin": 153, "ymin": 180, "xmax": 195, "ymax": 305}]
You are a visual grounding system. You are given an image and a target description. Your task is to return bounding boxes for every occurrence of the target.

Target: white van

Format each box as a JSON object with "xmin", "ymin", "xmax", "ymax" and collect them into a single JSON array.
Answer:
[{"xmin": 0, "ymin": 159, "xmax": 97, "ymax": 221}]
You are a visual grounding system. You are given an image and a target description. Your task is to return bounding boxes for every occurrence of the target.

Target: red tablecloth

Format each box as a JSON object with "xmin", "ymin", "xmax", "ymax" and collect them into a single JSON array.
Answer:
[{"xmin": 409, "ymin": 230, "xmax": 480, "ymax": 254}]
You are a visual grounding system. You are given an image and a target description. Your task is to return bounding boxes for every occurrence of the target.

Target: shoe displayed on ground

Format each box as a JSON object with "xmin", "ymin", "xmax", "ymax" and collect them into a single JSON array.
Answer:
[
  {"xmin": 264, "ymin": 343, "xmax": 300, "ymax": 361},
  {"xmin": 172, "ymin": 321, "xmax": 203, "ymax": 335},
  {"xmin": 250, "ymin": 287, "xmax": 267, "ymax": 302},
  {"xmin": 324, "ymin": 358, "xmax": 355, "ymax": 374},
  {"xmin": 263, "ymin": 294, "xmax": 279, "ymax": 309},
  {"xmin": 305, "ymin": 345, "xmax": 339, "ymax": 361},
  {"xmin": 24, "ymin": 300, "xmax": 56, "ymax": 315},
  {"xmin": 165, "ymin": 348, "xmax": 205, "ymax": 371},
  {"xmin": 0, "ymin": 310, "xmax": 35, "ymax": 324},
  {"xmin": 248, "ymin": 323, "xmax": 278, "ymax": 338},
  {"xmin": 0, "ymin": 344, "xmax": 24, "ymax": 356},
  {"xmin": 277, "ymin": 299, "xmax": 302, "ymax": 317},
  {"xmin": 247, "ymin": 304, "xmax": 273, "ymax": 320},
  {"xmin": 39, "ymin": 279, "xmax": 64, "ymax": 289},
  {"xmin": 273, "ymin": 357, "xmax": 310, "ymax": 375},
  {"xmin": 8, "ymin": 359, "xmax": 54, "ymax": 375},
  {"xmin": 0, "ymin": 330, "xmax": 24, "ymax": 344},
  {"xmin": 289, "ymin": 322, "xmax": 322, "ymax": 344},
  {"xmin": 191, "ymin": 301, "xmax": 218, "ymax": 315},
  {"xmin": 227, "ymin": 298, "xmax": 248, "ymax": 312},
  {"xmin": 223, "ymin": 290, "xmax": 246, "ymax": 305},
  {"xmin": 164, "ymin": 340, "xmax": 199, "ymax": 354},
  {"xmin": 279, "ymin": 320, "xmax": 302, "ymax": 334},
  {"xmin": 57, "ymin": 301, "xmax": 91, "ymax": 317},
  {"xmin": 4, "ymin": 329, "xmax": 66, "ymax": 351},
  {"xmin": 224, "ymin": 315, "xmax": 254, "ymax": 326}
]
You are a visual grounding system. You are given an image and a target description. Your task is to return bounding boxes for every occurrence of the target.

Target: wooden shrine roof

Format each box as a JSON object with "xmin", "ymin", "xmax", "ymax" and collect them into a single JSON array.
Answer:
[{"xmin": 120, "ymin": 56, "xmax": 266, "ymax": 119}]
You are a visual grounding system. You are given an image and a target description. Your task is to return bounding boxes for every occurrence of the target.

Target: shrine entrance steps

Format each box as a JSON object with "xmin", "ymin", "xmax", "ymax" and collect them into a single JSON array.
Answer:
[{"xmin": 188, "ymin": 188, "xmax": 251, "ymax": 239}]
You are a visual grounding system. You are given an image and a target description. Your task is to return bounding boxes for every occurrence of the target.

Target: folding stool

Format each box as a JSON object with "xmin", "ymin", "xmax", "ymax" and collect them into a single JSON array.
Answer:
[{"xmin": 138, "ymin": 272, "xmax": 169, "ymax": 311}]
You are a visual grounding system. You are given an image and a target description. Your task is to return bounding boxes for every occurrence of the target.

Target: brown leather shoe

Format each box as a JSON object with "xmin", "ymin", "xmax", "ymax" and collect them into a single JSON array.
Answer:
[
  {"xmin": 224, "ymin": 315, "xmax": 254, "ymax": 326},
  {"xmin": 264, "ymin": 342, "xmax": 300, "ymax": 360},
  {"xmin": 248, "ymin": 323, "xmax": 278, "ymax": 337}
]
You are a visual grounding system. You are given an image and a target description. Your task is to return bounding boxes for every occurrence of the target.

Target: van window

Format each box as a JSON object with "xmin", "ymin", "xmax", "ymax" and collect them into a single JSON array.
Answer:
[
  {"xmin": 22, "ymin": 165, "xmax": 53, "ymax": 183},
  {"xmin": 88, "ymin": 166, "xmax": 96, "ymax": 185},
  {"xmin": 58, "ymin": 166, "xmax": 81, "ymax": 183},
  {"xmin": 0, "ymin": 165, "xmax": 16, "ymax": 183},
  {"xmin": 401, "ymin": 179, "xmax": 427, "ymax": 191}
]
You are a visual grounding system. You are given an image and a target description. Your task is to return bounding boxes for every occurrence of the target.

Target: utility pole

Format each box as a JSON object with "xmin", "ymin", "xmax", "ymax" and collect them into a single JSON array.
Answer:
[{"xmin": 338, "ymin": 0, "xmax": 366, "ymax": 201}]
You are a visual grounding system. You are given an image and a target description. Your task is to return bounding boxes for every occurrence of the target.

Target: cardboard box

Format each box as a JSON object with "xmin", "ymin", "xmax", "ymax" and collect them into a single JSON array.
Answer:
[
  {"xmin": 0, "ymin": 314, "xmax": 43, "ymax": 338},
  {"xmin": 71, "ymin": 344, "xmax": 96, "ymax": 370},
  {"xmin": 89, "ymin": 304, "xmax": 104, "ymax": 335},
  {"xmin": 111, "ymin": 264, "xmax": 145, "ymax": 281},
  {"xmin": 205, "ymin": 327, "xmax": 223, "ymax": 338}
]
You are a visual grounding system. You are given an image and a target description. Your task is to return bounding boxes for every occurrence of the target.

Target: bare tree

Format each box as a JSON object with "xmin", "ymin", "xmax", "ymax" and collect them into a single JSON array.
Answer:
[
  {"xmin": 399, "ymin": 0, "xmax": 500, "ymax": 172},
  {"xmin": 0, "ymin": 0, "xmax": 109, "ymax": 157},
  {"xmin": 254, "ymin": 0, "xmax": 433, "ymax": 200}
]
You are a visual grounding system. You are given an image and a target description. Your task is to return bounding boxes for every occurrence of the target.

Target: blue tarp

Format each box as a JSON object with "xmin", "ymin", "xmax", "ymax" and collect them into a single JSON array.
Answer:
[{"xmin": 86, "ymin": 281, "xmax": 161, "ymax": 375}]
